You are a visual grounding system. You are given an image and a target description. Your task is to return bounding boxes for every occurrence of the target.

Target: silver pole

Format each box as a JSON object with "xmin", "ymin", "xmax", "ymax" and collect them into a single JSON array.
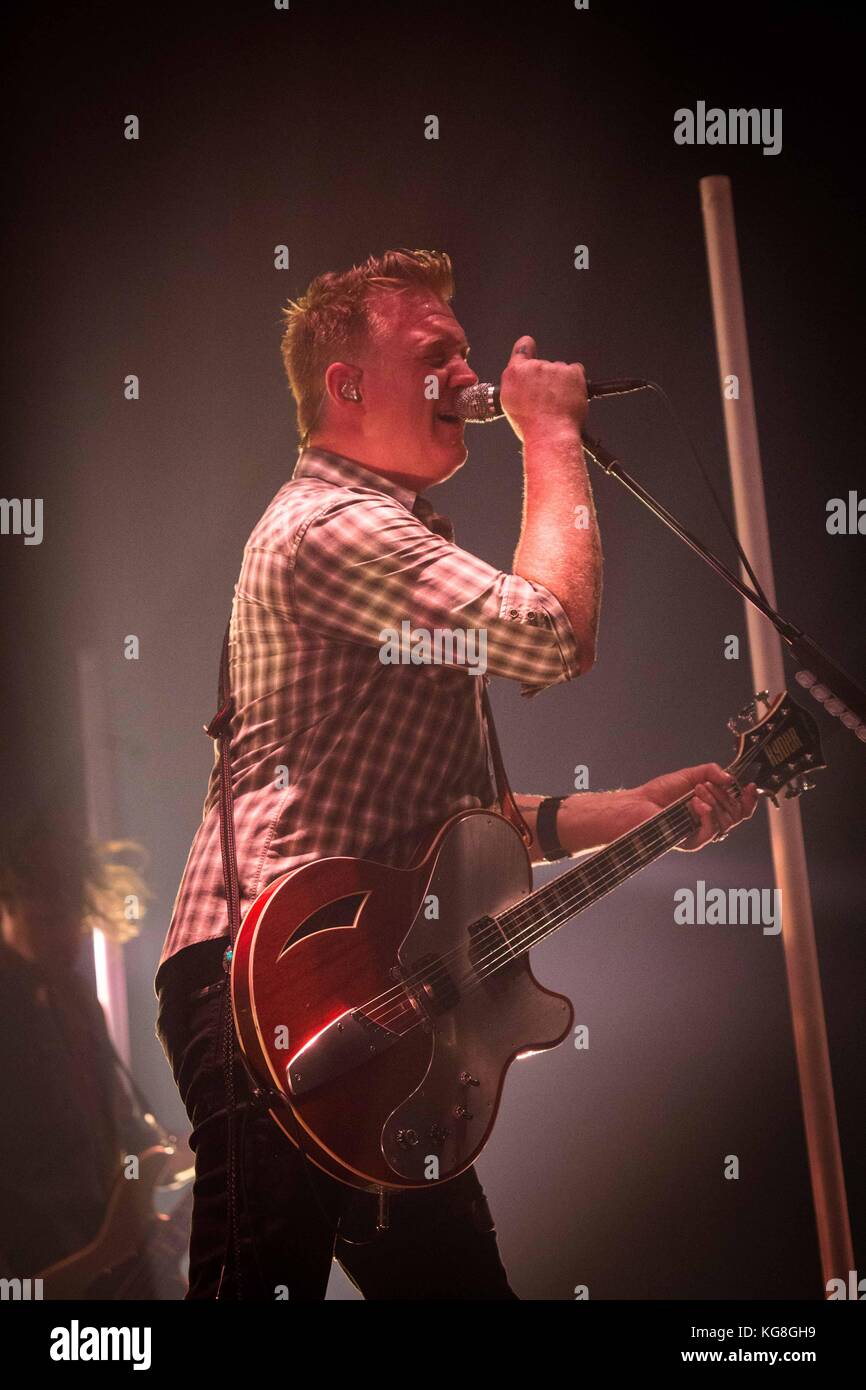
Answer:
[{"xmin": 700, "ymin": 174, "xmax": 854, "ymax": 1295}]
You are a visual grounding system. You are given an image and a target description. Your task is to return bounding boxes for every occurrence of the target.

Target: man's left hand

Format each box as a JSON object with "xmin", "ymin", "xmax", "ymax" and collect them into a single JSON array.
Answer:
[{"xmin": 635, "ymin": 763, "xmax": 759, "ymax": 851}]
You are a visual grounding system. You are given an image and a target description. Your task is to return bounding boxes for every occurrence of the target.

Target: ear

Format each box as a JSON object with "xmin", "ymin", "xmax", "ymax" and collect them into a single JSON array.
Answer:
[{"xmin": 324, "ymin": 362, "xmax": 362, "ymax": 406}]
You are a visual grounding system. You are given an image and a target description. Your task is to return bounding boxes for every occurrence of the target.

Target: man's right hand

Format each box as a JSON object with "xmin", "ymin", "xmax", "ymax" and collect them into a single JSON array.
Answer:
[{"xmin": 499, "ymin": 335, "xmax": 589, "ymax": 444}]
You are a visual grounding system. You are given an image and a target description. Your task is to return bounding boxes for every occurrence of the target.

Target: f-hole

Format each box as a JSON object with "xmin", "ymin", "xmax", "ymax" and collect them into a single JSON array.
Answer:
[{"xmin": 278, "ymin": 891, "xmax": 369, "ymax": 957}]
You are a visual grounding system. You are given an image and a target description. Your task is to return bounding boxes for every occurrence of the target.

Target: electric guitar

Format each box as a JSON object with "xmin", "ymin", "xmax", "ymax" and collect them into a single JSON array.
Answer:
[
  {"xmin": 38, "ymin": 1146, "xmax": 192, "ymax": 1299},
  {"xmin": 231, "ymin": 691, "xmax": 825, "ymax": 1192}
]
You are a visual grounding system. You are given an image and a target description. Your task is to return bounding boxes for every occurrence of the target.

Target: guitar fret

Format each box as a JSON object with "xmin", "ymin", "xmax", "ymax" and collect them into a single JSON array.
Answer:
[
  {"xmin": 634, "ymin": 824, "xmax": 660, "ymax": 857},
  {"xmin": 501, "ymin": 803, "xmax": 693, "ymax": 946},
  {"xmin": 579, "ymin": 858, "xmax": 607, "ymax": 888}
]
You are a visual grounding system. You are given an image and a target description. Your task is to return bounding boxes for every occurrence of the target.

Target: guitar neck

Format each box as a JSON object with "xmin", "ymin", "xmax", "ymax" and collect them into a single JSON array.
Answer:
[
  {"xmin": 494, "ymin": 692, "xmax": 826, "ymax": 961},
  {"xmin": 497, "ymin": 793, "xmax": 698, "ymax": 958}
]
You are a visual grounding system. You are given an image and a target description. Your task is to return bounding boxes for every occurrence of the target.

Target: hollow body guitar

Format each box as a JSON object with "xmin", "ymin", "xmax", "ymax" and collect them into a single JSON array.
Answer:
[{"xmin": 231, "ymin": 691, "xmax": 824, "ymax": 1193}]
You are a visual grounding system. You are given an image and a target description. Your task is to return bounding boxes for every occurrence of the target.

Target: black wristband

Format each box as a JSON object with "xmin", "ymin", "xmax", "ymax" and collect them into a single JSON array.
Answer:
[{"xmin": 536, "ymin": 796, "xmax": 569, "ymax": 862}]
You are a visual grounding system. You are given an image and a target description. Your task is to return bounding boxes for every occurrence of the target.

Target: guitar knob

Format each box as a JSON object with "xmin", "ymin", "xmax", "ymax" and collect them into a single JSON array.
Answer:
[
  {"xmin": 459, "ymin": 1071, "xmax": 480, "ymax": 1087},
  {"xmin": 453, "ymin": 1104, "xmax": 473, "ymax": 1121},
  {"xmin": 396, "ymin": 1128, "xmax": 419, "ymax": 1148}
]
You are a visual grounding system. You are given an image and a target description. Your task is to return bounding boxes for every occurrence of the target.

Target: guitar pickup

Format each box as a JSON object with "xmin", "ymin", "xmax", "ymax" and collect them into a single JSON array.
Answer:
[
  {"xmin": 285, "ymin": 1009, "xmax": 398, "ymax": 1097},
  {"xmin": 400, "ymin": 952, "xmax": 460, "ymax": 1019}
]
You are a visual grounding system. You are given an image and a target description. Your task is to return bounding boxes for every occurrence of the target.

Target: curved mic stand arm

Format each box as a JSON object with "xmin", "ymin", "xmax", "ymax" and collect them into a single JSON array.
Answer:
[{"xmin": 581, "ymin": 433, "xmax": 866, "ymax": 745}]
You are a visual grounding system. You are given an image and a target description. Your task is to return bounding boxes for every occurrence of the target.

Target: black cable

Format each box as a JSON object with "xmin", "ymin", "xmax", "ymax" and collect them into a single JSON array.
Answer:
[
  {"xmin": 642, "ymin": 380, "xmax": 772, "ymax": 608},
  {"xmin": 246, "ymin": 1067, "xmax": 345, "ymax": 1239},
  {"xmin": 217, "ymin": 964, "xmax": 244, "ymax": 1300}
]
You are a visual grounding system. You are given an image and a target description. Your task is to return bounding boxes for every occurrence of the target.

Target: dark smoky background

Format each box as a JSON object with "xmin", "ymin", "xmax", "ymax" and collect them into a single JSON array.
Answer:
[{"xmin": 2, "ymin": 0, "xmax": 863, "ymax": 1299}]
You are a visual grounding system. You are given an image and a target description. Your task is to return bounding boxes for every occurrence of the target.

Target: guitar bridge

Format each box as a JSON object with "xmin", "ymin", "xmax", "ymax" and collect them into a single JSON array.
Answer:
[{"xmin": 285, "ymin": 1009, "xmax": 398, "ymax": 1097}]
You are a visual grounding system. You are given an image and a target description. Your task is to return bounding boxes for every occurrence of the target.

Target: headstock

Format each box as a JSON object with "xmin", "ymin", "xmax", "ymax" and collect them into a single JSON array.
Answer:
[{"xmin": 727, "ymin": 690, "xmax": 827, "ymax": 804}]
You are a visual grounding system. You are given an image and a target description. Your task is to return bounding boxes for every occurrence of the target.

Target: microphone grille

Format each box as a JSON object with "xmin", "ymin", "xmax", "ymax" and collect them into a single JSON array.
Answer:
[{"xmin": 454, "ymin": 382, "xmax": 502, "ymax": 422}]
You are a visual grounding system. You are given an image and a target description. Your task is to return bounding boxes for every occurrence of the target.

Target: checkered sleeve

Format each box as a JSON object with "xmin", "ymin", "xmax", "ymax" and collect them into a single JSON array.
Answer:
[{"xmin": 290, "ymin": 492, "xmax": 583, "ymax": 696}]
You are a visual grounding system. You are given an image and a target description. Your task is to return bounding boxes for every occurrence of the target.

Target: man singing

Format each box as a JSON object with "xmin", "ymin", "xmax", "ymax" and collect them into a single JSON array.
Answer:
[{"xmin": 155, "ymin": 249, "xmax": 756, "ymax": 1300}]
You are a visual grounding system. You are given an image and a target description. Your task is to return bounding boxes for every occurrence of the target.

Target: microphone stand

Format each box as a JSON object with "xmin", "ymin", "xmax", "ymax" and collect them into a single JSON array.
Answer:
[{"xmin": 581, "ymin": 433, "xmax": 866, "ymax": 743}]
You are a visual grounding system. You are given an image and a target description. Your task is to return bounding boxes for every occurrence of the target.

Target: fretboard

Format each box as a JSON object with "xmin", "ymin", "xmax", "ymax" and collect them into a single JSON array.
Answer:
[{"xmin": 497, "ymin": 797, "xmax": 697, "ymax": 958}]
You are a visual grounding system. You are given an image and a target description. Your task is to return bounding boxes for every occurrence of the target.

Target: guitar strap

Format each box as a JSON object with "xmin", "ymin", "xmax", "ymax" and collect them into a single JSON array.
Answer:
[
  {"xmin": 204, "ymin": 621, "xmax": 242, "ymax": 954},
  {"xmin": 203, "ymin": 618, "xmax": 244, "ymax": 1298},
  {"xmin": 409, "ymin": 492, "xmax": 533, "ymax": 853},
  {"xmin": 479, "ymin": 681, "xmax": 534, "ymax": 850}
]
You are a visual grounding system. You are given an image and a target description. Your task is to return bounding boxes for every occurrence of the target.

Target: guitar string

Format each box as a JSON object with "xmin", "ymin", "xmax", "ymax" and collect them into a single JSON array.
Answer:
[
  {"xmin": 389, "ymin": 759, "xmax": 765, "ymax": 1023},
  {"xmin": 369, "ymin": 798, "xmax": 698, "ymax": 1033},
  {"xmin": 362, "ymin": 731, "xmax": 775, "ymax": 1029},
  {"xmin": 391, "ymin": 730, "xmax": 788, "ymax": 1029},
  {"xmin": 385, "ymin": 809, "xmax": 698, "ymax": 1045},
  {"xmin": 282, "ymin": 726, "xmax": 771, "ymax": 1050},
  {"xmin": 363, "ymin": 746, "xmax": 760, "ymax": 1031},
  {"xmin": 317, "ymin": 791, "xmax": 697, "ymax": 1038},
  {"xmin": 363, "ymin": 791, "xmax": 705, "ymax": 1032},
  {"xmin": 351, "ymin": 777, "xmax": 739, "ymax": 1033},
  {"xmin": 464, "ymin": 754, "xmax": 766, "ymax": 983},
  {"xmin": 274, "ymin": 791, "xmax": 699, "ymax": 1082},
  {"xmin": 460, "ymin": 806, "xmax": 695, "ymax": 988},
  {"xmin": 366, "ymin": 764, "xmax": 752, "ymax": 1028}
]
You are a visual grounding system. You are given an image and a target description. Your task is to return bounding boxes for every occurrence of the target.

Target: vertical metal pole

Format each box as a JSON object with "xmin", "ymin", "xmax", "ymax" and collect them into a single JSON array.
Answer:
[
  {"xmin": 700, "ymin": 174, "xmax": 854, "ymax": 1295},
  {"xmin": 77, "ymin": 647, "xmax": 131, "ymax": 1065}
]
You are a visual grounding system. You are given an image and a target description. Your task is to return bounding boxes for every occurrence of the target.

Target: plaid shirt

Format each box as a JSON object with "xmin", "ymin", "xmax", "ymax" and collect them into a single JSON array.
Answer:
[{"xmin": 159, "ymin": 447, "xmax": 581, "ymax": 966}]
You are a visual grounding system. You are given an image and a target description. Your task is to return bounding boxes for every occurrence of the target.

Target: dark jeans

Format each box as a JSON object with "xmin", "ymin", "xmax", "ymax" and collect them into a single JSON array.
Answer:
[{"xmin": 155, "ymin": 937, "xmax": 518, "ymax": 1300}]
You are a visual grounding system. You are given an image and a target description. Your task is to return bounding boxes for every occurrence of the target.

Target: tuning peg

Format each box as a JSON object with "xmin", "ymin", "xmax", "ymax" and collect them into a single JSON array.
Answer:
[
  {"xmin": 727, "ymin": 698, "xmax": 759, "ymax": 734},
  {"xmin": 783, "ymin": 775, "xmax": 816, "ymax": 800}
]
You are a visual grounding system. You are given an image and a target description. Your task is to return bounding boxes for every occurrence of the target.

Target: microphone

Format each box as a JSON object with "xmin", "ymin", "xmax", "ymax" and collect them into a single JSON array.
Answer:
[{"xmin": 454, "ymin": 378, "xmax": 649, "ymax": 422}]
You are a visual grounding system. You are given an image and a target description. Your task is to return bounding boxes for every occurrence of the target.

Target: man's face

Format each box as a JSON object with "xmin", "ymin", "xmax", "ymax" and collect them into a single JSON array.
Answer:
[{"xmin": 353, "ymin": 292, "xmax": 478, "ymax": 487}]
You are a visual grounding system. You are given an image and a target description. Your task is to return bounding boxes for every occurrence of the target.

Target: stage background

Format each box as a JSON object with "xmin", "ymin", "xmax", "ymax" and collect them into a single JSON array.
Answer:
[{"xmin": 3, "ymin": 0, "xmax": 863, "ymax": 1300}]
